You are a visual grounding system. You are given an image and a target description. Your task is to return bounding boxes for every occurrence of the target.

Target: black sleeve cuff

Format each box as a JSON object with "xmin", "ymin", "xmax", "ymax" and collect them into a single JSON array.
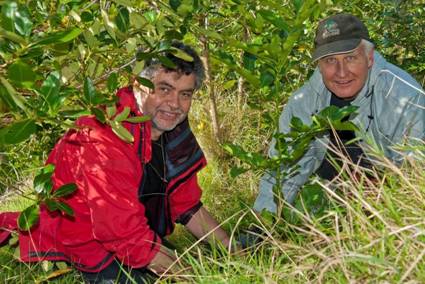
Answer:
[{"xmin": 175, "ymin": 202, "xmax": 203, "ymax": 225}]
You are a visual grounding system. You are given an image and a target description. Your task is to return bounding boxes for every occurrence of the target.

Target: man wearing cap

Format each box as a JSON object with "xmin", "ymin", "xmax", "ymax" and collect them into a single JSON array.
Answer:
[
  {"xmin": 0, "ymin": 41, "xmax": 234, "ymax": 282},
  {"xmin": 253, "ymin": 13, "xmax": 425, "ymax": 214}
]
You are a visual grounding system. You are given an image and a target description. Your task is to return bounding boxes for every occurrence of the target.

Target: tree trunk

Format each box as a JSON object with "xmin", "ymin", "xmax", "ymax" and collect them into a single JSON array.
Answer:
[
  {"xmin": 200, "ymin": 15, "xmax": 221, "ymax": 144},
  {"xmin": 237, "ymin": 26, "xmax": 249, "ymax": 110}
]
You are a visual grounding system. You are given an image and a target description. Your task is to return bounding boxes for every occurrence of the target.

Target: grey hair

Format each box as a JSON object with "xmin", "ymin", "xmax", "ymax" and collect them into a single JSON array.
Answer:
[
  {"xmin": 361, "ymin": 39, "xmax": 375, "ymax": 63},
  {"xmin": 138, "ymin": 41, "xmax": 205, "ymax": 90}
]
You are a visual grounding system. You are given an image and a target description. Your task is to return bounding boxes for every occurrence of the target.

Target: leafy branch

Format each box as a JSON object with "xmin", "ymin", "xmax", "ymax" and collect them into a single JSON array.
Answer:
[
  {"xmin": 18, "ymin": 164, "xmax": 77, "ymax": 231},
  {"xmin": 224, "ymin": 105, "xmax": 359, "ymax": 177},
  {"xmin": 224, "ymin": 105, "xmax": 358, "ymax": 221}
]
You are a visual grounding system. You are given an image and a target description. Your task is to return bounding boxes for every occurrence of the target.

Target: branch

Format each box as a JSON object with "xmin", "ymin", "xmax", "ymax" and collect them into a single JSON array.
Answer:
[
  {"xmin": 75, "ymin": 57, "xmax": 137, "ymax": 89},
  {"xmin": 0, "ymin": 27, "xmax": 27, "ymax": 45}
]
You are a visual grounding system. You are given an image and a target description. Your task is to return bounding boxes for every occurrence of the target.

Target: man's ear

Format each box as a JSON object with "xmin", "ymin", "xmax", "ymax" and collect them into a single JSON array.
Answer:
[
  {"xmin": 317, "ymin": 62, "xmax": 323, "ymax": 74},
  {"xmin": 367, "ymin": 48, "xmax": 375, "ymax": 68}
]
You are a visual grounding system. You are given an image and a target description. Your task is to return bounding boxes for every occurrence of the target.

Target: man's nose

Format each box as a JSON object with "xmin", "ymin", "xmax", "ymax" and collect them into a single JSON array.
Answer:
[
  {"xmin": 166, "ymin": 91, "xmax": 179, "ymax": 109},
  {"xmin": 336, "ymin": 60, "xmax": 348, "ymax": 77}
]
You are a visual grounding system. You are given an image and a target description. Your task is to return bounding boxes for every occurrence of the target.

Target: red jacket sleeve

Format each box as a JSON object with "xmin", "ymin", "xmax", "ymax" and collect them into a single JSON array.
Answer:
[
  {"xmin": 169, "ymin": 172, "xmax": 203, "ymax": 224},
  {"xmin": 52, "ymin": 123, "xmax": 160, "ymax": 268}
]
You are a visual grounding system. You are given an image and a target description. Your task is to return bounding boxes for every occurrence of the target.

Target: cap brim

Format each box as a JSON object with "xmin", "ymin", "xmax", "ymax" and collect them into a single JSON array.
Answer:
[{"xmin": 312, "ymin": 38, "xmax": 362, "ymax": 62}]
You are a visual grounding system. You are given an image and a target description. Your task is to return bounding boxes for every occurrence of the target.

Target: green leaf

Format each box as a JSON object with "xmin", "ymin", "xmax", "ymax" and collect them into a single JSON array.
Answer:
[
  {"xmin": 41, "ymin": 260, "xmax": 54, "ymax": 272},
  {"xmin": 53, "ymin": 183, "xmax": 77, "ymax": 198},
  {"xmin": 318, "ymin": 105, "xmax": 341, "ymax": 121},
  {"xmin": 176, "ymin": 2, "xmax": 193, "ymax": 17},
  {"xmin": 290, "ymin": 116, "xmax": 309, "ymax": 132},
  {"xmin": 55, "ymin": 262, "xmax": 68, "ymax": 270},
  {"xmin": 42, "ymin": 164, "xmax": 55, "ymax": 174},
  {"xmin": 8, "ymin": 234, "xmax": 18, "ymax": 246},
  {"xmin": 196, "ymin": 27, "xmax": 223, "ymax": 40},
  {"xmin": 81, "ymin": 11, "xmax": 93, "ymax": 22},
  {"xmin": 293, "ymin": 0, "xmax": 303, "ymax": 13},
  {"xmin": 136, "ymin": 77, "xmax": 154, "ymax": 89},
  {"xmin": 18, "ymin": 204, "xmax": 40, "ymax": 231},
  {"xmin": 0, "ymin": 26, "xmax": 27, "ymax": 44},
  {"xmin": 164, "ymin": 29, "xmax": 183, "ymax": 40},
  {"xmin": 33, "ymin": 28, "xmax": 82, "ymax": 46},
  {"xmin": 258, "ymin": 9, "xmax": 289, "ymax": 32},
  {"xmin": 106, "ymin": 105, "xmax": 117, "ymax": 118},
  {"xmin": 130, "ymin": 12, "xmax": 147, "ymax": 29},
  {"xmin": 234, "ymin": 67, "xmax": 261, "ymax": 87},
  {"xmin": 230, "ymin": 166, "xmax": 248, "ymax": 178},
  {"xmin": 222, "ymin": 80, "xmax": 237, "ymax": 90},
  {"xmin": 1, "ymin": 119, "xmax": 36, "ymax": 145},
  {"xmin": 33, "ymin": 172, "xmax": 53, "ymax": 195},
  {"xmin": 296, "ymin": 183, "xmax": 329, "ymax": 217},
  {"xmin": 337, "ymin": 105, "xmax": 358, "ymax": 120},
  {"xmin": 0, "ymin": 76, "xmax": 27, "ymax": 111},
  {"xmin": 223, "ymin": 143, "xmax": 237, "ymax": 155},
  {"xmin": 83, "ymin": 78, "xmax": 96, "ymax": 105},
  {"xmin": 13, "ymin": 246, "xmax": 20, "ymax": 259},
  {"xmin": 107, "ymin": 73, "xmax": 118, "ymax": 92},
  {"xmin": 143, "ymin": 11, "xmax": 157, "ymax": 23},
  {"xmin": 114, "ymin": 107, "xmax": 130, "ymax": 122},
  {"xmin": 125, "ymin": 115, "xmax": 151, "ymax": 123},
  {"xmin": 111, "ymin": 0, "xmax": 135, "ymax": 7},
  {"xmin": 223, "ymin": 143, "xmax": 268, "ymax": 168},
  {"xmin": 136, "ymin": 51, "xmax": 154, "ymax": 61},
  {"xmin": 13, "ymin": 7, "xmax": 32, "ymax": 37},
  {"xmin": 158, "ymin": 41, "xmax": 172, "ymax": 52},
  {"xmin": 39, "ymin": 72, "xmax": 61, "ymax": 113},
  {"xmin": 1, "ymin": 2, "xmax": 33, "ymax": 37},
  {"xmin": 56, "ymin": 202, "xmax": 74, "ymax": 217},
  {"xmin": 82, "ymin": 30, "xmax": 98, "ymax": 48},
  {"xmin": 169, "ymin": 0, "xmax": 182, "ymax": 11},
  {"xmin": 215, "ymin": 51, "xmax": 235, "ymax": 65},
  {"xmin": 110, "ymin": 121, "xmax": 134, "ymax": 143},
  {"xmin": 7, "ymin": 60, "xmax": 37, "ymax": 89},
  {"xmin": 92, "ymin": 107, "xmax": 106, "ymax": 123},
  {"xmin": 93, "ymin": 94, "xmax": 108, "ymax": 106},
  {"xmin": 1, "ymin": 2, "xmax": 18, "ymax": 32},
  {"xmin": 133, "ymin": 61, "xmax": 145, "ymax": 76},
  {"xmin": 115, "ymin": 7, "xmax": 130, "ymax": 33},
  {"xmin": 331, "ymin": 121, "xmax": 359, "ymax": 132},
  {"xmin": 243, "ymin": 52, "xmax": 256, "ymax": 71},
  {"xmin": 170, "ymin": 47, "xmax": 193, "ymax": 62},
  {"xmin": 291, "ymin": 135, "xmax": 313, "ymax": 162},
  {"xmin": 45, "ymin": 199, "xmax": 59, "ymax": 211},
  {"xmin": 101, "ymin": 10, "xmax": 117, "ymax": 41},
  {"xmin": 157, "ymin": 55, "xmax": 176, "ymax": 69},
  {"xmin": 60, "ymin": 109, "xmax": 91, "ymax": 118},
  {"xmin": 260, "ymin": 70, "xmax": 274, "ymax": 87}
]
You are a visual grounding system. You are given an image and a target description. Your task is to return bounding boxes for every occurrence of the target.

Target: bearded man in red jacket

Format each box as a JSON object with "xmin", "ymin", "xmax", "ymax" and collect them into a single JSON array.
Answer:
[{"xmin": 0, "ymin": 41, "xmax": 233, "ymax": 283}]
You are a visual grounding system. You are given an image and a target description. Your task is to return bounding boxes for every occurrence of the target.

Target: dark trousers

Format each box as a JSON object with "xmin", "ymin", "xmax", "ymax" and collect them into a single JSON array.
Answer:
[{"xmin": 81, "ymin": 259, "xmax": 157, "ymax": 284}]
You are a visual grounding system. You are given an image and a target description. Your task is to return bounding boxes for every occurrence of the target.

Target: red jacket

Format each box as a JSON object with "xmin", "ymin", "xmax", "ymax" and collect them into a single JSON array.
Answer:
[{"xmin": 0, "ymin": 87, "xmax": 206, "ymax": 272}]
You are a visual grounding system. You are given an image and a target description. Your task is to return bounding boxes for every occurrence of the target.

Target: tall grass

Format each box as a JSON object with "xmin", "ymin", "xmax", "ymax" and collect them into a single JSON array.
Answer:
[
  {"xmin": 161, "ymin": 147, "xmax": 425, "ymax": 283},
  {"xmin": 2, "ymin": 87, "xmax": 424, "ymax": 283}
]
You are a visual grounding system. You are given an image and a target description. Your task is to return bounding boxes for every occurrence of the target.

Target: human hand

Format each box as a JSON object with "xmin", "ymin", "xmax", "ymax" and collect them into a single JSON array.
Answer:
[
  {"xmin": 147, "ymin": 246, "xmax": 182, "ymax": 275},
  {"xmin": 237, "ymin": 226, "xmax": 265, "ymax": 249}
]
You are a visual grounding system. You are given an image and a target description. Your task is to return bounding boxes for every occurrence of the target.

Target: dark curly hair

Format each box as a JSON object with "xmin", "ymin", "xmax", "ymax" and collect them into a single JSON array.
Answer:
[{"xmin": 139, "ymin": 41, "xmax": 205, "ymax": 90}]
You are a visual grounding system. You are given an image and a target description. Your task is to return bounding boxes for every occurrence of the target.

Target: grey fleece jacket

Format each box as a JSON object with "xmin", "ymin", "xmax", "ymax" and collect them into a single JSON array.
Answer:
[{"xmin": 254, "ymin": 51, "xmax": 425, "ymax": 213}]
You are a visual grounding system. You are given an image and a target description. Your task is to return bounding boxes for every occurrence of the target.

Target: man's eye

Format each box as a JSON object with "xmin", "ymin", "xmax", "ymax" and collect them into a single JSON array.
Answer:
[
  {"xmin": 325, "ymin": 57, "xmax": 336, "ymax": 64},
  {"xmin": 346, "ymin": 55, "xmax": 356, "ymax": 62},
  {"xmin": 159, "ymin": 87, "xmax": 170, "ymax": 94},
  {"xmin": 181, "ymin": 92, "xmax": 193, "ymax": 99}
]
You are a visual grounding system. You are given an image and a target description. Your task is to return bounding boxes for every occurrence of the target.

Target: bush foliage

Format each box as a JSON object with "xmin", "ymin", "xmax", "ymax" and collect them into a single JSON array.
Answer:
[{"xmin": 1, "ymin": 0, "xmax": 424, "ymax": 283}]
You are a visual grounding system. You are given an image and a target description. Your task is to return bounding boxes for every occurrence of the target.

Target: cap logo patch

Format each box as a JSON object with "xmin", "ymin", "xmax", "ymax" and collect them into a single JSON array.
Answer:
[{"xmin": 322, "ymin": 20, "xmax": 340, "ymax": 39}]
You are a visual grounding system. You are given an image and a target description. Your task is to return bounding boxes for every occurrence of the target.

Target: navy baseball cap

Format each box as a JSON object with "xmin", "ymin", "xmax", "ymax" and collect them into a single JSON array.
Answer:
[{"xmin": 312, "ymin": 14, "xmax": 371, "ymax": 61}]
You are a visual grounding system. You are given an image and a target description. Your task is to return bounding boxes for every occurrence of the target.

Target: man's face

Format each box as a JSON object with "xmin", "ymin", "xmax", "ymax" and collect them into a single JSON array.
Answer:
[
  {"xmin": 318, "ymin": 44, "xmax": 374, "ymax": 99},
  {"xmin": 136, "ymin": 68, "xmax": 196, "ymax": 139}
]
